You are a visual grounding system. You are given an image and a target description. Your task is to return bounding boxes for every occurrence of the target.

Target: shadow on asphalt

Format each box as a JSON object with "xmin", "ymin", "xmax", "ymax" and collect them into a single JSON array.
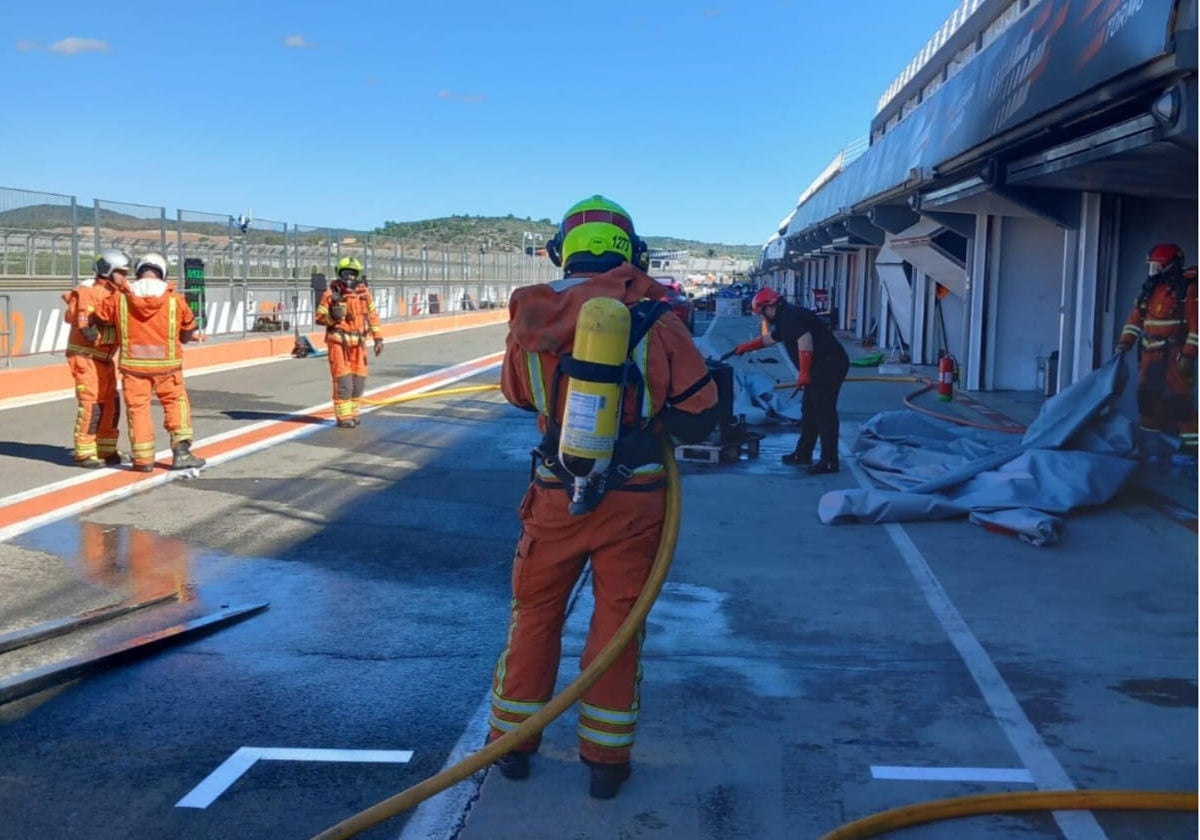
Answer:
[
  {"xmin": 219, "ymin": 410, "xmax": 327, "ymax": 425},
  {"xmin": 0, "ymin": 440, "xmax": 75, "ymax": 468}
]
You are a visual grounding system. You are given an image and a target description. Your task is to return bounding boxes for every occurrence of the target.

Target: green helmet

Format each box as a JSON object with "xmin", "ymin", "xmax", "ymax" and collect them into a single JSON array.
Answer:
[
  {"xmin": 336, "ymin": 256, "xmax": 363, "ymax": 276},
  {"xmin": 548, "ymin": 195, "xmax": 647, "ymax": 274}
]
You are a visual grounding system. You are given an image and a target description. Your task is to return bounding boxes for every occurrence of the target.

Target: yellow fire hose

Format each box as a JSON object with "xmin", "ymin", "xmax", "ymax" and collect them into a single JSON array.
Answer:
[
  {"xmin": 818, "ymin": 789, "xmax": 1197, "ymax": 839},
  {"xmin": 310, "ymin": 434, "xmax": 683, "ymax": 840},
  {"xmin": 312, "ymin": 382, "xmax": 1195, "ymax": 840}
]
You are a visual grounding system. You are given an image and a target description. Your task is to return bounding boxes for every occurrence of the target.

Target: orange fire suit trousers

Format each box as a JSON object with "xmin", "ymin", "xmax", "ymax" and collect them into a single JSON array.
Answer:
[
  {"xmin": 122, "ymin": 370, "xmax": 196, "ymax": 468},
  {"xmin": 1136, "ymin": 348, "xmax": 1198, "ymax": 451},
  {"xmin": 488, "ymin": 481, "xmax": 665, "ymax": 765},
  {"xmin": 68, "ymin": 355, "xmax": 121, "ymax": 461},
  {"xmin": 328, "ymin": 342, "xmax": 368, "ymax": 423}
]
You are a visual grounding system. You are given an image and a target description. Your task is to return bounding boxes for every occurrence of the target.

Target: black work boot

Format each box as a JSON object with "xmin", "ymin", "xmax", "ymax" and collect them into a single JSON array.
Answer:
[
  {"xmin": 781, "ymin": 451, "xmax": 813, "ymax": 466},
  {"xmin": 171, "ymin": 441, "xmax": 206, "ymax": 470},
  {"xmin": 494, "ymin": 751, "xmax": 531, "ymax": 781},
  {"xmin": 103, "ymin": 452, "xmax": 127, "ymax": 467},
  {"xmin": 582, "ymin": 757, "xmax": 631, "ymax": 799},
  {"xmin": 75, "ymin": 456, "xmax": 104, "ymax": 469},
  {"xmin": 806, "ymin": 460, "xmax": 839, "ymax": 475}
]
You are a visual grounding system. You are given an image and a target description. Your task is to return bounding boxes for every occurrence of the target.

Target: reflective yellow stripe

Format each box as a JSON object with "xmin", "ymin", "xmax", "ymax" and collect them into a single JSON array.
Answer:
[
  {"xmin": 526, "ymin": 352, "xmax": 547, "ymax": 414},
  {"xmin": 119, "ymin": 295, "xmax": 180, "ymax": 370},
  {"xmin": 488, "ymin": 713, "xmax": 523, "ymax": 733},
  {"xmin": 1144, "ymin": 319, "xmax": 1185, "ymax": 327},
  {"xmin": 633, "ymin": 332, "xmax": 653, "ymax": 420},
  {"xmin": 1121, "ymin": 326, "xmax": 1142, "ymax": 336},
  {"xmin": 577, "ymin": 723, "xmax": 635, "ymax": 748},
  {"xmin": 580, "ymin": 702, "xmax": 637, "ymax": 726},
  {"xmin": 491, "ymin": 692, "xmax": 545, "ymax": 716}
]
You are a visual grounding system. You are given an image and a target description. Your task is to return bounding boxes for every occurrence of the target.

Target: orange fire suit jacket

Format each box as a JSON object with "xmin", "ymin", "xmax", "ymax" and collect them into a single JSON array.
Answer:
[
  {"xmin": 315, "ymin": 285, "xmax": 382, "ymax": 348},
  {"xmin": 96, "ymin": 280, "xmax": 199, "ymax": 375},
  {"xmin": 502, "ymin": 263, "xmax": 719, "ymax": 480},
  {"xmin": 63, "ymin": 280, "xmax": 119, "ymax": 362}
]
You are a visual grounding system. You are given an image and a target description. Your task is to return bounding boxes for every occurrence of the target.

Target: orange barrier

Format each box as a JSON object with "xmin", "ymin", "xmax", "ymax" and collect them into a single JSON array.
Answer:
[{"xmin": 0, "ymin": 309, "xmax": 508, "ymax": 404}]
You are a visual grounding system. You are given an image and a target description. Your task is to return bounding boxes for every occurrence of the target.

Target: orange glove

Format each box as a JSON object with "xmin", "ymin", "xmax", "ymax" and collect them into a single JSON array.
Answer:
[
  {"xmin": 796, "ymin": 350, "xmax": 813, "ymax": 388},
  {"xmin": 734, "ymin": 337, "xmax": 766, "ymax": 356}
]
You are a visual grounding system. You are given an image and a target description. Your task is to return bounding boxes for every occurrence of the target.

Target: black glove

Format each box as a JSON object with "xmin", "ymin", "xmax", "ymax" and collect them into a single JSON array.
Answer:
[
  {"xmin": 374, "ymin": 338, "xmax": 384, "ymax": 357},
  {"xmin": 329, "ymin": 303, "xmax": 347, "ymax": 322},
  {"xmin": 80, "ymin": 326, "xmax": 100, "ymax": 343},
  {"xmin": 1179, "ymin": 355, "xmax": 1196, "ymax": 380}
]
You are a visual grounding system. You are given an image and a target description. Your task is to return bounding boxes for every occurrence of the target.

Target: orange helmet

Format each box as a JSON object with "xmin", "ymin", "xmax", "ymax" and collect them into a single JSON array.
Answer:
[
  {"xmin": 751, "ymin": 287, "xmax": 782, "ymax": 315},
  {"xmin": 1147, "ymin": 243, "xmax": 1184, "ymax": 275}
]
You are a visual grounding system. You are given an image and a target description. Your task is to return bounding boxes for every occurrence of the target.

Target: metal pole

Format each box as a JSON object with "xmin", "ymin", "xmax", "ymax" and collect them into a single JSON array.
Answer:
[
  {"xmin": 70, "ymin": 197, "xmax": 79, "ymax": 284},
  {"xmin": 92, "ymin": 199, "xmax": 101, "ymax": 258}
]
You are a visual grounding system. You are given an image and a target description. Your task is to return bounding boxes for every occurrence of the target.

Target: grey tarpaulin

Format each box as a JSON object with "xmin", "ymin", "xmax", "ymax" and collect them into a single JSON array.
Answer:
[
  {"xmin": 731, "ymin": 368, "xmax": 803, "ymax": 424},
  {"xmin": 818, "ymin": 352, "xmax": 1148, "ymax": 546}
]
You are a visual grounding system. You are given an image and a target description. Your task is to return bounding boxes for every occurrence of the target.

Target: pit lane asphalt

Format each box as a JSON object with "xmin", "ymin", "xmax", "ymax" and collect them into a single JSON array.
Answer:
[{"xmin": 0, "ymin": 317, "xmax": 1195, "ymax": 840}]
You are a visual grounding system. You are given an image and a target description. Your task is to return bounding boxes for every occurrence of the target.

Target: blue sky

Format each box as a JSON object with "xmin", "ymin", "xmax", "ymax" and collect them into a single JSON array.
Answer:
[{"xmin": 3, "ymin": 1, "xmax": 960, "ymax": 245}]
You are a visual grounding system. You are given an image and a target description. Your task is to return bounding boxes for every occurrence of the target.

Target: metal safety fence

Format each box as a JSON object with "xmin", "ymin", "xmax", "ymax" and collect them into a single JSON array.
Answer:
[{"xmin": 0, "ymin": 184, "xmax": 562, "ymax": 358}]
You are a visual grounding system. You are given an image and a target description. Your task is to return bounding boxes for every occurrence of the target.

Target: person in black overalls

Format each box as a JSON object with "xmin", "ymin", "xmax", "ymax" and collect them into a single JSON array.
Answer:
[{"xmin": 734, "ymin": 288, "xmax": 850, "ymax": 473}]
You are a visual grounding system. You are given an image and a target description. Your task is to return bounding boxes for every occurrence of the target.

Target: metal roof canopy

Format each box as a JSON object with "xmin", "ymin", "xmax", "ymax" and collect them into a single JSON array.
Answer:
[
  {"xmin": 914, "ymin": 161, "xmax": 1079, "ymax": 229},
  {"xmin": 1005, "ymin": 91, "xmax": 1198, "ymax": 201}
]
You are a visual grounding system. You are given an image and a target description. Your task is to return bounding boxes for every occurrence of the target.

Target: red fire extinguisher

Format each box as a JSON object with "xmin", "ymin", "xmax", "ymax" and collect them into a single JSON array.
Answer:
[{"xmin": 937, "ymin": 352, "xmax": 957, "ymax": 402}]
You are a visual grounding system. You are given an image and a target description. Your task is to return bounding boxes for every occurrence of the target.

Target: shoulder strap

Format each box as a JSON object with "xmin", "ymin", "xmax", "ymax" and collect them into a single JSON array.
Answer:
[
  {"xmin": 627, "ymin": 300, "xmax": 672, "ymax": 353},
  {"xmin": 623, "ymin": 300, "xmax": 671, "ymax": 426}
]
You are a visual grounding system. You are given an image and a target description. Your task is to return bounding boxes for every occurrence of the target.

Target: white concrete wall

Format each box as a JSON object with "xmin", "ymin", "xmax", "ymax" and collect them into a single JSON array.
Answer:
[{"xmin": 992, "ymin": 216, "xmax": 1065, "ymax": 389}]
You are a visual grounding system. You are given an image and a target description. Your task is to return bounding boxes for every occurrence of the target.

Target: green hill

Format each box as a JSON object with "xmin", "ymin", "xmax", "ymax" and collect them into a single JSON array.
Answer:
[
  {"xmin": 0, "ymin": 206, "xmax": 761, "ymax": 260},
  {"xmin": 376, "ymin": 215, "xmax": 760, "ymax": 260}
]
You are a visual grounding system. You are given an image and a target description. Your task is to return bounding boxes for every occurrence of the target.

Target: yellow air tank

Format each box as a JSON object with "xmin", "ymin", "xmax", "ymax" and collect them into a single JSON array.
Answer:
[{"xmin": 559, "ymin": 296, "xmax": 631, "ymax": 513}]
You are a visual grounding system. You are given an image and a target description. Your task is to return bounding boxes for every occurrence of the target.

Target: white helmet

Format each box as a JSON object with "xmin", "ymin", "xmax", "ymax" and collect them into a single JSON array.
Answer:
[
  {"xmin": 135, "ymin": 253, "xmax": 168, "ymax": 280},
  {"xmin": 93, "ymin": 249, "xmax": 133, "ymax": 279}
]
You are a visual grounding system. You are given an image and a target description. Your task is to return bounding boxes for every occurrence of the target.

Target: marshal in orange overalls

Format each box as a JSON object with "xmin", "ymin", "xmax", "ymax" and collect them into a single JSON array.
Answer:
[
  {"xmin": 96, "ymin": 255, "xmax": 206, "ymax": 472},
  {"xmin": 1118, "ymin": 250, "xmax": 1198, "ymax": 454},
  {"xmin": 63, "ymin": 273, "xmax": 123, "ymax": 466},
  {"xmin": 487, "ymin": 263, "xmax": 718, "ymax": 771},
  {"xmin": 315, "ymin": 268, "xmax": 383, "ymax": 428}
]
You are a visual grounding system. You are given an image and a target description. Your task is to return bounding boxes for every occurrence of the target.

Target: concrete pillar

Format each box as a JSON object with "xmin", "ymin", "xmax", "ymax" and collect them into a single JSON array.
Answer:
[{"xmin": 965, "ymin": 214, "xmax": 1000, "ymax": 390}]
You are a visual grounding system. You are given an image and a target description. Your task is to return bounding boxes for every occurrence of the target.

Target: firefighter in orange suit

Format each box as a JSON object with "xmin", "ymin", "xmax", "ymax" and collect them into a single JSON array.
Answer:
[
  {"xmin": 486, "ymin": 195, "xmax": 720, "ymax": 799},
  {"xmin": 63, "ymin": 250, "xmax": 130, "ymax": 467},
  {"xmin": 1117, "ymin": 243, "xmax": 1198, "ymax": 454},
  {"xmin": 314, "ymin": 256, "xmax": 383, "ymax": 428},
  {"xmin": 96, "ymin": 253, "xmax": 207, "ymax": 473}
]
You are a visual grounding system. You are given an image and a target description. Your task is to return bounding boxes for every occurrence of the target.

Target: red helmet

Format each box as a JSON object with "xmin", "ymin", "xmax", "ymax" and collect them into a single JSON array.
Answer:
[
  {"xmin": 1147, "ymin": 243, "xmax": 1184, "ymax": 275},
  {"xmin": 751, "ymin": 287, "xmax": 782, "ymax": 315}
]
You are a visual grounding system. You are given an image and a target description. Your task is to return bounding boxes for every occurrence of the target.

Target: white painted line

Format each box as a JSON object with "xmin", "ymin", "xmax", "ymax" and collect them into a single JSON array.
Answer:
[
  {"xmin": 840, "ymin": 439, "xmax": 1107, "ymax": 840},
  {"xmin": 0, "ymin": 354, "xmax": 501, "ymax": 544},
  {"xmin": 176, "ymin": 747, "xmax": 260, "ymax": 809},
  {"xmin": 0, "ymin": 318, "xmax": 507, "ymax": 411},
  {"xmin": 177, "ymin": 746, "xmax": 414, "ymax": 809},
  {"xmin": 870, "ymin": 765, "xmax": 1034, "ymax": 783},
  {"xmin": 255, "ymin": 747, "xmax": 415, "ymax": 763}
]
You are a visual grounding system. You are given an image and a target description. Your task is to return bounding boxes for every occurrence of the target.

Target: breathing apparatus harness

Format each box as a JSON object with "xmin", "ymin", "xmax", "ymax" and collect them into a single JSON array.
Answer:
[
  {"xmin": 1133, "ymin": 267, "xmax": 1193, "ymax": 353},
  {"xmin": 532, "ymin": 299, "xmax": 672, "ymax": 514},
  {"xmin": 1135, "ymin": 267, "xmax": 1189, "ymax": 319},
  {"xmin": 327, "ymin": 278, "xmax": 371, "ymax": 347}
]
